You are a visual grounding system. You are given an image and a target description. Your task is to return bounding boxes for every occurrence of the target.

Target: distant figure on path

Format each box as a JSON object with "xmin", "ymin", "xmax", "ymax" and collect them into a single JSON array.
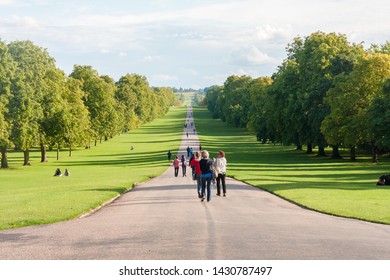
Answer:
[
  {"xmin": 199, "ymin": 150, "xmax": 213, "ymax": 202},
  {"xmin": 186, "ymin": 146, "xmax": 191, "ymax": 157},
  {"xmin": 167, "ymin": 150, "xmax": 172, "ymax": 161},
  {"xmin": 173, "ymin": 156, "xmax": 180, "ymax": 177}
]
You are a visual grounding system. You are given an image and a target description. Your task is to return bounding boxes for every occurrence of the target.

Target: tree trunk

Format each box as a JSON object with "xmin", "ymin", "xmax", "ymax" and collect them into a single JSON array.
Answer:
[
  {"xmin": 0, "ymin": 146, "xmax": 9, "ymax": 168},
  {"xmin": 372, "ymin": 145, "xmax": 378, "ymax": 163},
  {"xmin": 23, "ymin": 150, "xmax": 30, "ymax": 166},
  {"xmin": 317, "ymin": 145, "xmax": 327, "ymax": 156},
  {"xmin": 57, "ymin": 144, "xmax": 60, "ymax": 161},
  {"xmin": 69, "ymin": 143, "xmax": 72, "ymax": 157},
  {"xmin": 40, "ymin": 142, "xmax": 48, "ymax": 162},
  {"xmin": 296, "ymin": 144, "xmax": 303, "ymax": 150},
  {"xmin": 306, "ymin": 143, "xmax": 313, "ymax": 154},
  {"xmin": 331, "ymin": 145, "xmax": 342, "ymax": 159},
  {"xmin": 350, "ymin": 146, "xmax": 356, "ymax": 161}
]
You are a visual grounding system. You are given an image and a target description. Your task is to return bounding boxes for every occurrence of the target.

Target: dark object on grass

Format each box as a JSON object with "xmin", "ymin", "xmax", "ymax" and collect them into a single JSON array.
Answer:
[{"xmin": 377, "ymin": 174, "xmax": 390, "ymax": 186}]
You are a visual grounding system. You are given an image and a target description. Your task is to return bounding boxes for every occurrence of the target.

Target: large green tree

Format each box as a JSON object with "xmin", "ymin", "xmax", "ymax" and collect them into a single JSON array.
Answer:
[
  {"xmin": 205, "ymin": 85, "xmax": 224, "ymax": 119},
  {"xmin": 130, "ymin": 74, "xmax": 156, "ymax": 124},
  {"xmin": 0, "ymin": 40, "xmax": 16, "ymax": 168},
  {"xmin": 367, "ymin": 79, "xmax": 390, "ymax": 151},
  {"xmin": 264, "ymin": 59, "xmax": 307, "ymax": 148},
  {"xmin": 222, "ymin": 75, "xmax": 253, "ymax": 128},
  {"xmin": 70, "ymin": 65, "xmax": 118, "ymax": 145},
  {"xmin": 40, "ymin": 69, "xmax": 91, "ymax": 159},
  {"xmin": 246, "ymin": 76, "xmax": 273, "ymax": 142},
  {"xmin": 115, "ymin": 74, "xmax": 142, "ymax": 132},
  {"xmin": 292, "ymin": 32, "xmax": 354, "ymax": 156},
  {"xmin": 8, "ymin": 40, "xmax": 56, "ymax": 165},
  {"xmin": 322, "ymin": 53, "xmax": 390, "ymax": 161},
  {"xmin": 152, "ymin": 87, "xmax": 177, "ymax": 116}
]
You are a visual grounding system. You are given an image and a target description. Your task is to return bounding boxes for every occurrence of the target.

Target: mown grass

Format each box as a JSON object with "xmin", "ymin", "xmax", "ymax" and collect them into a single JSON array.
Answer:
[
  {"xmin": 193, "ymin": 107, "xmax": 390, "ymax": 224},
  {"xmin": 0, "ymin": 106, "xmax": 186, "ymax": 230}
]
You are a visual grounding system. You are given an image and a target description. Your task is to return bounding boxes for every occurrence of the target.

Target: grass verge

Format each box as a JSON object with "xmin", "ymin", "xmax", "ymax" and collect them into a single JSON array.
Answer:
[
  {"xmin": 0, "ymin": 106, "xmax": 186, "ymax": 230},
  {"xmin": 193, "ymin": 107, "xmax": 390, "ymax": 224}
]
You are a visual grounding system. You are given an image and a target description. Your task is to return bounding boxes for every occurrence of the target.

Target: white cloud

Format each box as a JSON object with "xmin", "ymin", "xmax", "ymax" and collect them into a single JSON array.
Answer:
[
  {"xmin": 0, "ymin": 0, "xmax": 49, "ymax": 7},
  {"xmin": 185, "ymin": 68, "xmax": 198, "ymax": 76},
  {"xmin": 1, "ymin": 0, "xmax": 390, "ymax": 88},
  {"xmin": 1, "ymin": 15, "xmax": 40, "ymax": 28},
  {"xmin": 144, "ymin": 55, "xmax": 162, "ymax": 62},
  {"xmin": 0, "ymin": 0, "xmax": 18, "ymax": 6},
  {"xmin": 152, "ymin": 74, "xmax": 178, "ymax": 81},
  {"xmin": 230, "ymin": 46, "xmax": 277, "ymax": 66}
]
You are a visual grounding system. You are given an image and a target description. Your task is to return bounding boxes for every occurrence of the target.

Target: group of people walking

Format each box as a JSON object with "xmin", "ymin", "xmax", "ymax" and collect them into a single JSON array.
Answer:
[
  {"xmin": 169, "ymin": 106, "xmax": 227, "ymax": 202},
  {"xmin": 170, "ymin": 149, "xmax": 227, "ymax": 202},
  {"xmin": 193, "ymin": 150, "xmax": 227, "ymax": 202}
]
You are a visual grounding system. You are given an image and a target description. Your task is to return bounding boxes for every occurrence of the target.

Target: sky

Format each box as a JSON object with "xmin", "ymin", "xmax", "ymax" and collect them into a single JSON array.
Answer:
[{"xmin": 0, "ymin": 0, "xmax": 389, "ymax": 89}]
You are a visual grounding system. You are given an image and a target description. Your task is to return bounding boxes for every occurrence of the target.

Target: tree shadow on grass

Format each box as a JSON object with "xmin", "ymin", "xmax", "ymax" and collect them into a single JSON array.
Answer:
[
  {"xmin": 250, "ymin": 180, "xmax": 382, "ymax": 192},
  {"xmin": 61, "ymin": 152, "xmax": 169, "ymax": 167}
]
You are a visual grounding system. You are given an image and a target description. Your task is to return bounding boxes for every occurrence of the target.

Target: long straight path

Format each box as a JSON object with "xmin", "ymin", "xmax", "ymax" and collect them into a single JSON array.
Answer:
[{"xmin": 2, "ymin": 106, "xmax": 390, "ymax": 259}]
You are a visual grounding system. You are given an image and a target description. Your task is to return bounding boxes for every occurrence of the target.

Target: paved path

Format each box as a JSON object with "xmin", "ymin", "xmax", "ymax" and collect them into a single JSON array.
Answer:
[{"xmin": 2, "ymin": 106, "xmax": 390, "ymax": 260}]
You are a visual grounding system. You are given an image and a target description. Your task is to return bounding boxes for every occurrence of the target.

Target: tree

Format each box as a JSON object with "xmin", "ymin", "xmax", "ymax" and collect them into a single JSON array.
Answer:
[
  {"xmin": 130, "ymin": 74, "xmax": 155, "ymax": 124},
  {"xmin": 0, "ymin": 40, "xmax": 16, "ymax": 168},
  {"xmin": 322, "ymin": 53, "xmax": 390, "ymax": 161},
  {"xmin": 205, "ymin": 86, "xmax": 224, "ymax": 119},
  {"xmin": 70, "ymin": 65, "xmax": 118, "ymax": 145},
  {"xmin": 38, "ymin": 67, "xmax": 71, "ymax": 162},
  {"xmin": 40, "ymin": 69, "xmax": 91, "ymax": 159},
  {"xmin": 264, "ymin": 59, "xmax": 308, "ymax": 148},
  {"xmin": 115, "ymin": 74, "xmax": 141, "ymax": 132},
  {"xmin": 293, "ymin": 32, "xmax": 354, "ymax": 156},
  {"xmin": 222, "ymin": 75, "xmax": 253, "ymax": 128},
  {"xmin": 61, "ymin": 77, "xmax": 91, "ymax": 157},
  {"xmin": 367, "ymin": 79, "xmax": 390, "ymax": 151},
  {"xmin": 8, "ymin": 40, "xmax": 56, "ymax": 165},
  {"xmin": 153, "ymin": 87, "xmax": 177, "ymax": 115},
  {"xmin": 247, "ymin": 77, "xmax": 273, "ymax": 142}
]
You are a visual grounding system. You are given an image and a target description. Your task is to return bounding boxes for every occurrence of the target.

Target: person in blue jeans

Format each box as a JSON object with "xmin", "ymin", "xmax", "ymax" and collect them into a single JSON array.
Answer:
[
  {"xmin": 190, "ymin": 151, "xmax": 202, "ymax": 198},
  {"xmin": 199, "ymin": 150, "xmax": 213, "ymax": 202},
  {"xmin": 181, "ymin": 155, "xmax": 187, "ymax": 177}
]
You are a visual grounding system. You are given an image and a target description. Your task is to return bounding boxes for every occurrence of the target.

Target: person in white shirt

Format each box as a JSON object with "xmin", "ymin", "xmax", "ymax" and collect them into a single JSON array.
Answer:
[{"xmin": 214, "ymin": 151, "xmax": 227, "ymax": 196}]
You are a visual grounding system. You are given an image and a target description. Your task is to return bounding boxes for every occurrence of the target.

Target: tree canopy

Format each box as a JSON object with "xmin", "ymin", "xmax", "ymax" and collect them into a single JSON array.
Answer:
[
  {"xmin": 205, "ymin": 32, "xmax": 390, "ymax": 161},
  {"xmin": 0, "ymin": 40, "xmax": 178, "ymax": 168}
]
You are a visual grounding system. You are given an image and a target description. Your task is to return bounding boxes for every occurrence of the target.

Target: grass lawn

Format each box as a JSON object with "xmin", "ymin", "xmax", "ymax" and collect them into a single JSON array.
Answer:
[
  {"xmin": 193, "ymin": 107, "xmax": 390, "ymax": 225},
  {"xmin": 0, "ymin": 106, "xmax": 186, "ymax": 230}
]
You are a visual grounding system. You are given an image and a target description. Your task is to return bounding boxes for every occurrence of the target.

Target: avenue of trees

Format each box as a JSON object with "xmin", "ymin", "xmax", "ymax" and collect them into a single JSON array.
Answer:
[
  {"xmin": 205, "ymin": 31, "xmax": 390, "ymax": 161},
  {"xmin": 0, "ymin": 40, "xmax": 178, "ymax": 168}
]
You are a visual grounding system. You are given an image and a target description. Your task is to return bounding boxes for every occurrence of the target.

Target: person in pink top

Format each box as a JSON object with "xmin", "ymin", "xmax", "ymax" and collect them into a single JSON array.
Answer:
[
  {"xmin": 190, "ymin": 151, "xmax": 202, "ymax": 198},
  {"xmin": 173, "ymin": 156, "xmax": 180, "ymax": 177}
]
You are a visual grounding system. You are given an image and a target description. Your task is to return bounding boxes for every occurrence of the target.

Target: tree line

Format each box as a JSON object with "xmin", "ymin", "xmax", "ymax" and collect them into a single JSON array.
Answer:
[
  {"xmin": 0, "ymin": 40, "xmax": 179, "ymax": 168},
  {"xmin": 205, "ymin": 31, "xmax": 390, "ymax": 161}
]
